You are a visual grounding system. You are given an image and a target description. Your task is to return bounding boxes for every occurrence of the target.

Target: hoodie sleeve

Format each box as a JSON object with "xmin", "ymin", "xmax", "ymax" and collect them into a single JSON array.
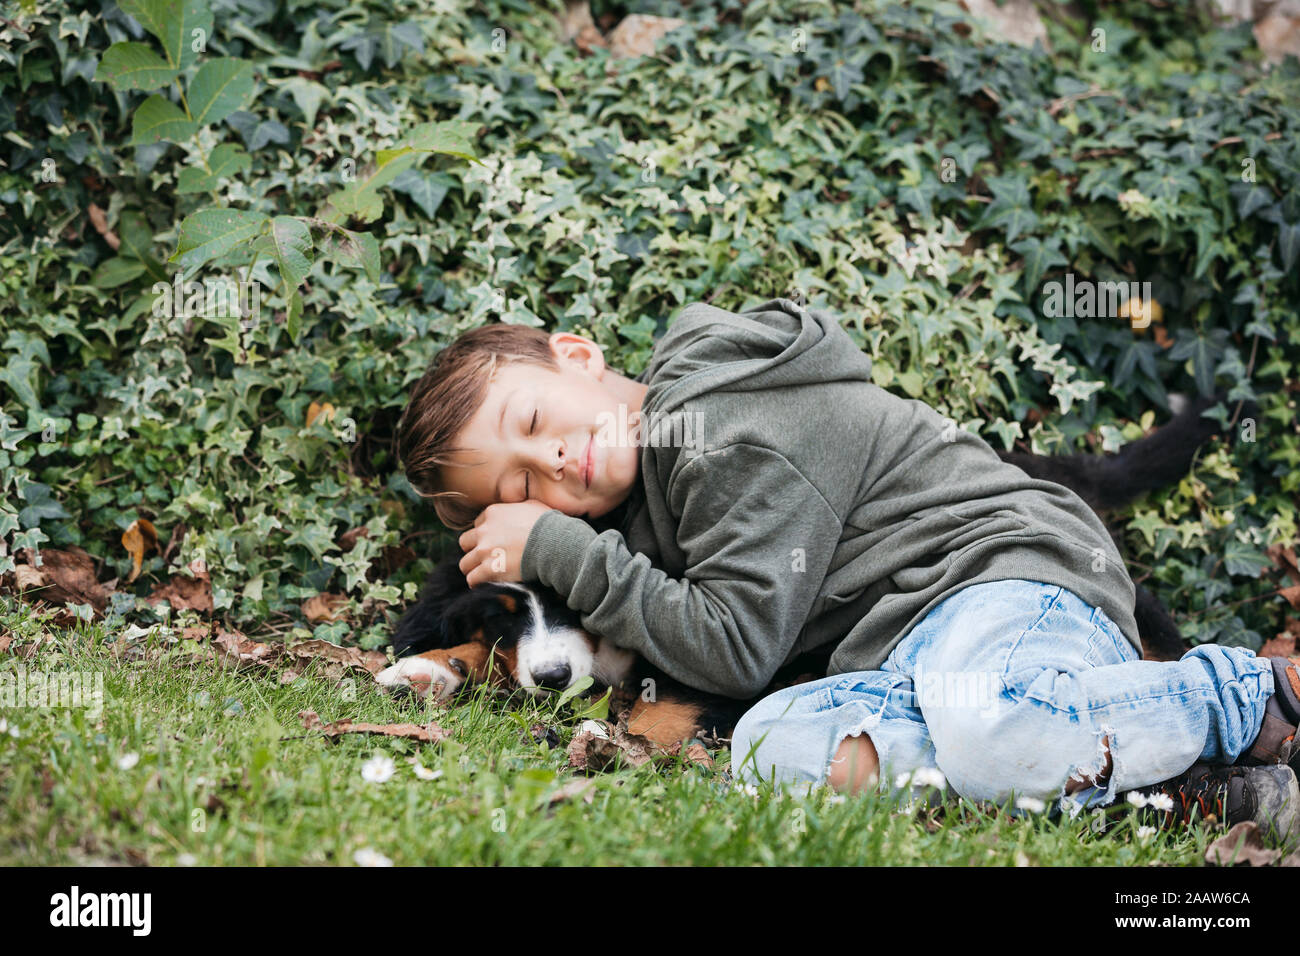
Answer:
[{"xmin": 519, "ymin": 442, "xmax": 842, "ymax": 698}]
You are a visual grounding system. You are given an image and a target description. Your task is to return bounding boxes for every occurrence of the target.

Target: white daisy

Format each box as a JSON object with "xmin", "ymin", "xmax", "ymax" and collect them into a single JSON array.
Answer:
[
  {"xmin": 353, "ymin": 847, "xmax": 393, "ymax": 867},
  {"xmin": 911, "ymin": 767, "xmax": 947, "ymax": 791},
  {"xmin": 361, "ymin": 754, "xmax": 395, "ymax": 784},
  {"xmin": 117, "ymin": 752, "xmax": 140, "ymax": 770},
  {"xmin": 411, "ymin": 763, "xmax": 443, "ymax": 781},
  {"xmin": 1126, "ymin": 791, "xmax": 1148, "ymax": 808},
  {"xmin": 1015, "ymin": 795, "xmax": 1047, "ymax": 814},
  {"xmin": 177, "ymin": 853, "xmax": 197, "ymax": 866},
  {"xmin": 1136, "ymin": 825, "xmax": 1157, "ymax": 840},
  {"xmin": 1059, "ymin": 797, "xmax": 1086, "ymax": 820},
  {"xmin": 1147, "ymin": 793, "xmax": 1174, "ymax": 812}
]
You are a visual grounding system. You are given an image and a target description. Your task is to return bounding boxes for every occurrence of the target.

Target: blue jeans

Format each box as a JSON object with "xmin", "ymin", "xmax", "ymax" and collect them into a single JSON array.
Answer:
[{"xmin": 730, "ymin": 580, "xmax": 1275, "ymax": 812}]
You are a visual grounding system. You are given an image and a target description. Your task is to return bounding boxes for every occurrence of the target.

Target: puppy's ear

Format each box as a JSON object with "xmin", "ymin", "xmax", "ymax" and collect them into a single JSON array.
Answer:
[{"xmin": 391, "ymin": 556, "xmax": 470, "ymax": 657}]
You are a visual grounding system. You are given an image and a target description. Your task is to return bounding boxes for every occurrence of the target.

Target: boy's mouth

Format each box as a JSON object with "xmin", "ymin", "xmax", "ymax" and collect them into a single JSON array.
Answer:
[{"xmin": 583, "ymin": 437, "xmax": 593, "ymax": 488}]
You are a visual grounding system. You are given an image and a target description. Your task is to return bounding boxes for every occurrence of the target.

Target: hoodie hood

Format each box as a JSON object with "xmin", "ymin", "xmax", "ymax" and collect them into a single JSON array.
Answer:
[{"xmin": 640, "ymin": 298, "xmax": 874, "ymax": 419}]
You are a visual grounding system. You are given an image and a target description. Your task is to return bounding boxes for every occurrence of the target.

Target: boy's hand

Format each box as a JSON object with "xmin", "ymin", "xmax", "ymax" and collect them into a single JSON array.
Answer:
[{"xmin": 457, "ymin": 500, "xmax": 554, "ymax": 587}]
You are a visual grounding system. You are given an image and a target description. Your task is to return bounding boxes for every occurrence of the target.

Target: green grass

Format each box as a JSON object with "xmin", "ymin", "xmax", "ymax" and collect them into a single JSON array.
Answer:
[{"xmin": 0, "ymin": 598, "xmax": 1217, "ymax": 866}]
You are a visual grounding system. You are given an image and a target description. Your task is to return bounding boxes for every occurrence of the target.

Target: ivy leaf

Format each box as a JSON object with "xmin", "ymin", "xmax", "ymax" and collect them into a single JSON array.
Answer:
[
  {"xmin": 336, "ymin": 22, "xmax": 424, "ymax": 72},
  {"xmin": 94, "ymin": 41, "xmax": 178, "ymax": 91},
  {"xmin": 318, "ymin": 227, "xmax": 381, "ymax": 283},
  {"xmin": 1231, "ymin": 181, "xmax": 1273, "ymax": 220},
  {"xmin": 119, "ymin": 0, "xmax": 213, "ymax": 71},
  {"xmin": 1169, "ymin": 331, "xmax": 1224, "ymax": 396},
  {"xmin": 825, "ymin": 56, "xmax": 865, "ymax": 101},
  {"xmin": 186, "ymin": 58, "xmax": 256, "ymax": 127},
  {"xmin": 1278, "ymin": 222, "xmax": 1300, "ymax": 272},
  {"xmin": 0, "ymin": 355, "xmax": 41, "ymax": 412},
  {"xmin": 1011, "ymin": 235, "xmax": 1067, "ymax": 294},
  {"xmin": 390, "ymin": 169, "xmax": 451, "ymax": 219},
  {"xmin": 1222, "ymin": 538, "xmax": 1270, "ymax": 578},
  {"xmin": 176, "ymin": 143, "xmax": 252, "ymax": 193},
  {"xmin": 128, "ymin": 94, "xmax": 197, "ymax": 145},
  {"xmin": 170, "ymin": 208, "xmax": 270, "ymax": 275},
  {"xmin": 286, "ymin": 288, "xmax": 303, "ymax": 342},
  {"xmin": 977, "ymin": 174, "xmax": 1039, "ymax": 243}
]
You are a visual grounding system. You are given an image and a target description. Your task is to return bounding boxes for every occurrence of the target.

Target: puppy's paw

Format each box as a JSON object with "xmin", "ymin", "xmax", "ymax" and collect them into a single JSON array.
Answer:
[{"xmin": 376, "ymin": 654, "xmax": 465, "ymax": 703}]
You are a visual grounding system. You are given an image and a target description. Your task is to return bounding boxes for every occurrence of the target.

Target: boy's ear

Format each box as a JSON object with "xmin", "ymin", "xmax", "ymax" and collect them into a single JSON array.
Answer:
[{"xmin": 548, "ymin": 332, "xmax": 605, "ymax": 376}]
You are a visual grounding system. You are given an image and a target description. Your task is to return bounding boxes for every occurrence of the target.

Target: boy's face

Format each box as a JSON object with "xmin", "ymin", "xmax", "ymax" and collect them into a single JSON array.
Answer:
[{"xmin": 439, "ymin": 333, "xmax": 645, "ymax": 522}]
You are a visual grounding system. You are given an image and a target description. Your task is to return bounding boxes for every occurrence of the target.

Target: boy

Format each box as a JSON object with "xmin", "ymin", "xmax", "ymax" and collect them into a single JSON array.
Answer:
[{"xmin": 396, "ymin": 298, "xmax": 1300, "ymax": 842}]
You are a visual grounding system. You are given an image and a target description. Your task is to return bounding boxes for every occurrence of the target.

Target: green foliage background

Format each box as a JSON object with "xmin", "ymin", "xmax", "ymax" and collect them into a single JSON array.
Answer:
[{"xmin": 1, "ymin": 0, "xmax": 1297, "ymax": 652}]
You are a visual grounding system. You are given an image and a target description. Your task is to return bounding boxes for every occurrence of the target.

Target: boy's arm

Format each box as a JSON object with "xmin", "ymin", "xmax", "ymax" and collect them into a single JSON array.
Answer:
[{"xmin": 519, "ymin": 442, "xmax": 841, "ymax": 698}]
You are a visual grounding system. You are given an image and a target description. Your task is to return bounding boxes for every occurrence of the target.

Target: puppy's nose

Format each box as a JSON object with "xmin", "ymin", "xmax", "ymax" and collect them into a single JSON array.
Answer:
[{"xmin": 532, "ymin": 663, "xmax": 572, "ymax": 690}]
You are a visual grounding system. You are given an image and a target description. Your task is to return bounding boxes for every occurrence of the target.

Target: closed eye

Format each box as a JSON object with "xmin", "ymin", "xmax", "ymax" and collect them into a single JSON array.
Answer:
[{"xmin": 524, "ymin": 409, "xmax": 538, "ymax": 499}]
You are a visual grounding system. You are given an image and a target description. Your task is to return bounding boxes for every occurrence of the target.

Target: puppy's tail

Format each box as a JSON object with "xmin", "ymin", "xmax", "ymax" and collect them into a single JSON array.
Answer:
[{"xmin": 998, "ymin": 392, "xmax": 1252, "ymax": 512}]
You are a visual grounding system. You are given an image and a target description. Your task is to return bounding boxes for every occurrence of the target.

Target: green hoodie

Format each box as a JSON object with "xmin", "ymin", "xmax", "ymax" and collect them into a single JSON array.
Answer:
[{"xmin": 520, "ymin": 298, "xmax": 1140, "ymax": 699}]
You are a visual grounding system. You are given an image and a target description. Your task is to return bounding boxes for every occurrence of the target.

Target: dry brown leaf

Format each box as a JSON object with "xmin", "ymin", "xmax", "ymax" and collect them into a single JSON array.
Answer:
[
  {"xmin": 1255, "ymin": 12, "xmax": 1300, "ymax": 64},
  {"xmin": 147, "ymin": 567, "xmax": 213, "ymax": 613},
  {"xmin": 684, "ymin": 742, "xmax": 714, "ymax": 768},
  {"xmin": 337, "ymin": 526, "xmax": 370, "ymax": 551},
  {"xmin": 211, "ymin": 628, "xmax": 283, "ymax": 670},
  {"xmin": 958, "ymin": 0, "xmax": 1050, "ymax": 51},
  {"xmin": 606, "ymin": 13, "xmax": 685, "ymax": 59},
  {"xmin": 567, "ymin": 721, "xmax": 657, "ymax": 771},
  {"xmin": 1259, "ymin": 633, "xmax": 1297, "ymax": 658},
  {"xmin": 12, "ymin": 564, "xmax": 45, "ymax": 592},
  {"xmin": 561, "ymin": 0, "xmax": 608, "ymax": 54},
  {"xmin": 180, "ymin": 624, "xmax": 211, "ymax": 642},
  {"xmin": 302, "ymin": 592, "xmax": 347, "ymax": 624},
  {"xmin": 306, "ymin": 400, "xmax": 336, "ymax": 428},
  {"xmin": 0, "ymin": 634, "xmax": 12, "ymax": 654},
  {"xmin": 297, "ymin": 709, "xmax": 448, "ymax": 743},
  {"xmin": 1205, "ymin": 821, "xmax": 1283, "ymax": 866},
  {"xmin": 88, "ymin": 203, "xmax": 120, "ymax": 250},
  {"xmin": 547, "ymin": 777, "xmax": 597, "ymax": 805},
  {"xmin": 1268, "ymin": 543, "xmax": 1300, "ymax": 583},
  {"xmin": 287, "ymin": 638, "xmax": 388, "ymax": 677},
  {"xmin": 121, "ymin": 518, "xmax": 159, "ymax": 585},
  {"xmin": 1281, "ymin": 585, "xmax": 1300, "ymax": 610},
  {"xmin": 14, "ymin": 547, "xmax": 110, "ymax": 614}
]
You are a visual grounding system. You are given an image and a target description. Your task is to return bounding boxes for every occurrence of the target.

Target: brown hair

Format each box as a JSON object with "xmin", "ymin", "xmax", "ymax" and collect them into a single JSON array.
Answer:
[{"xmin": 397, "ymin": 323, "xmax": 560, "ymax": 531}]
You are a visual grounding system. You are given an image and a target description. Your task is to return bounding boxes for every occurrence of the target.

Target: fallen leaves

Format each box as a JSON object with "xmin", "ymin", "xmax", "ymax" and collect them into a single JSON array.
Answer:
[
  {"xmin": 306, "ymin": 400, "xmax": 336, "ymax": 427},
  {"xmin": 302, "ymin": 592, "xmax": 348, "ymax": 624},
  {"xmin": 546, "ymin": 776, "xmax": 597, "ymax": 805},
  {"xmin": 87, "ymin": 203, "xmax": 121, "ymax": 250},
  {"xmin": 567, "ymin": 720, "xmax": 655, "ymax": 770},
  {"xmin": 121, "ymin": 517, "xmax": 159, "ymax": 584},
  {"xmin": 8, "ymin": 547, "xmax": 110, "ymax": 614},
  {"xmin": 211, "ymin": 628, "xmax": 282, "ymax": 670},
  {"xmin": 147, "ymin": 566, "xmax": 213, "ymax": 613},
  {"xmin": 1204, "ymin": 821, "xmax": 1296, "ymax": 867},
  {"xmin": 297, "ymin": 709, "xmax": 448, "ymax": 743},
  {"xmin": 286, "ymin": 638, "xmax": 388, "ymax": 678}
]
